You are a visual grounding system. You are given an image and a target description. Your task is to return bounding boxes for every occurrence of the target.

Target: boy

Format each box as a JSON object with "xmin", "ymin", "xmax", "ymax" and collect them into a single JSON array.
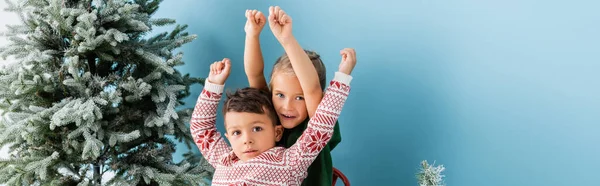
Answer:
[{"xmin": 190, "ymin": 57, "xmax": 354, "ymax": 185}]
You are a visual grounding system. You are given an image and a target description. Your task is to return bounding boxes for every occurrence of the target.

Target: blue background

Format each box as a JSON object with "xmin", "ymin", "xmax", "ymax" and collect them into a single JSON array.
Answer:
[{"xmin": 153, "ymin": 0, "xmax": 600, "ymax": 185}]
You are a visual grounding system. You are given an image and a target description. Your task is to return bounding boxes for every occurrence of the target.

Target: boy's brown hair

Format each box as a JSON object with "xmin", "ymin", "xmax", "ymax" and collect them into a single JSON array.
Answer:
[
  {"xmin": 270, "ymin": 49, "xmax": 327, "ymax": 90},
  {"xmin": 222, "ymin": 87, "xmax": 279, "ymax": 126}
]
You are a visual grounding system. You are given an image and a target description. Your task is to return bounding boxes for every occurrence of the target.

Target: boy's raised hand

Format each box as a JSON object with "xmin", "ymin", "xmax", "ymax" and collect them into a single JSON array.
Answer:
[
  {"xmin": 207, "ymin": 58, "xmax": 231, "ymax": 85},
  {"xmin": 245, "ymin": 9, "xmax": 266, "ymax": 37},
  {"xmin": 268, "ymin": 6, "xmax": 293, "ymax": 42},
  {"xmin": 339, "ymin": 48, "xmax": 357, "ymax": 75}
]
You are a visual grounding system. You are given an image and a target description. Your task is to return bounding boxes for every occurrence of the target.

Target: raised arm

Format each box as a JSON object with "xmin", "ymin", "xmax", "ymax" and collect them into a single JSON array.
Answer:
[
  {"xmin": 285, "ymin": 72, "xmax": 353, "ymax": 175},
  {"xmin": 268, "ymin": 6, "xmax": 322, "ymax": 117},
  {"xmin": 190, "ymin": 58, "xmax": 232, "ymax": 167},
  {"xmin": 243, "ymin": 9, "xmax": 269, "ymax": 91},
  {"xmin": 286, "ymin": 47, "xmax": 356, "ymax": 176}
]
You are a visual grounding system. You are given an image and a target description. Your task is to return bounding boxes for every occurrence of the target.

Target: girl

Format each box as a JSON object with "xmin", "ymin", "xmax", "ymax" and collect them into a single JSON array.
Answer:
[{"xmin": 243, "ymin": 6, "xmax": 357, "ymax": 186}]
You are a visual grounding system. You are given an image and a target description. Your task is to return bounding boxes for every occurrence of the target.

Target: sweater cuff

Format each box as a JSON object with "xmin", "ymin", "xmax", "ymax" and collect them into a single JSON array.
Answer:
[
  {"xmin": 204, "ymin": 79, "xmax": 224, "ymax": 94},
  {"xmin": 333, "ymin": 72, "xmax": 353, "ymax": 85}
]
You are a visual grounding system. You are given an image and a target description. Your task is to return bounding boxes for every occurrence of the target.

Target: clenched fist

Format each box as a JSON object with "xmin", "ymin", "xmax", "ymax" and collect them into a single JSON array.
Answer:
[
  {"xmin": 245, "ymin": 9, "xmax": 266, "ymax": 37},
  {"xmin": 207, "ymin": 58, "xmax": 231, "ymax": 85},
  {"xmin": 268, "ymin": 6, "xmax": 293, "ymax": 43},
  {"xmin": 338, "ymin": 48, "xmax": 357, "ymax": 75}
]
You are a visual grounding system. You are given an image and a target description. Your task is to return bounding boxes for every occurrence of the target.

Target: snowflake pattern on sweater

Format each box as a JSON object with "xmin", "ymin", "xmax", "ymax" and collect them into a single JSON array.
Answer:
[{"xmin": 190, "ymin": 73, "xmax": 352, "ymax": 186}]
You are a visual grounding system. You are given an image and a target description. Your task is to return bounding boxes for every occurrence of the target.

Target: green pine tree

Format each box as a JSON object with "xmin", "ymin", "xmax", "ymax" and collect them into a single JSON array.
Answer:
[
  {"xmin": 416, "ymin": 160, "xmax": 446, "ymax": 186},
  {"xmin": 0, "ymin": 0, "xmax": 213, "ymax": 185}
]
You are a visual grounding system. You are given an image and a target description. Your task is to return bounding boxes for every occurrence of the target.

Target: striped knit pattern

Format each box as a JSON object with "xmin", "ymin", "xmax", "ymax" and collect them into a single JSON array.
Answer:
[{"xmin": 190, "ymin": 74, "xmax": 351, "ymax": 186}]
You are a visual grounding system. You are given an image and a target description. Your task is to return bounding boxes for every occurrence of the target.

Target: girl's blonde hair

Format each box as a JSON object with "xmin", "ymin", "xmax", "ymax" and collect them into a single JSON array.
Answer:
[{"xmin": 269, "ymin": 50, "xmax": 327, "ymax": 90}]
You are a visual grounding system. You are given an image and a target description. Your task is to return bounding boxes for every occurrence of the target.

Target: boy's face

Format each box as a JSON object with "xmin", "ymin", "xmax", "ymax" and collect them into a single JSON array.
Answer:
[
  {"xmin": 224, "ymin": 111, "xmax": 283, "ymax": 161},
  {"xmin": 270, "ymin": 73, "xmax": 308, "ymax": 129}
]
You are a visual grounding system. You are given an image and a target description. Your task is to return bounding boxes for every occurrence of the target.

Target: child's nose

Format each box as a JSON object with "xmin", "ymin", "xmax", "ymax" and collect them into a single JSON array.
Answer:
[
  {"xmin": 282, "ymin": 98, "xmax": 293, "ymax": 110},
  {"xmin": 243, "ymin": 134, "xmax": 253, "ymax": 144}
]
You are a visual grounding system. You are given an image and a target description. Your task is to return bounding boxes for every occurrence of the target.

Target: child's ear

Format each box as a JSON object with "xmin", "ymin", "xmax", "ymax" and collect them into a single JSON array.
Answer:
[{"xmin": 275, "ymin": 125, "xmax": 284, "ymax": 142}]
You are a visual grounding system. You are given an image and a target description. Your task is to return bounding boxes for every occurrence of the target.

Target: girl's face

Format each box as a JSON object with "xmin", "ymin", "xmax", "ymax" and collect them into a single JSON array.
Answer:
[{"xmin": 270, "ymin": 73, "xmax": 308, "ymax": 129}]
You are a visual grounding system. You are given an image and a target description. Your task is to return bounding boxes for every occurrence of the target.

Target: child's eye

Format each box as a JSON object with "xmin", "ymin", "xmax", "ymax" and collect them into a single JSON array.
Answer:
[
  {"xmin": 253, "ymin": 127, "xmax": 263, "ymax": 132},
  {"xmin": 275, "ymin": 93, "xmax": 284, "ymax": 98},
  {"xmin": 295, "ymin": 96, "xmax": 304, "ymax": 100},
  {"xmin": 232, "ymin": 131, "xmax": 240, "ymax": 136}
]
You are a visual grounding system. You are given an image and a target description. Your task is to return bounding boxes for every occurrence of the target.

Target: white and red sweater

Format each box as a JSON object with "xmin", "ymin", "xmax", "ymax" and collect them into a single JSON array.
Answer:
[{"xmin": 190, "ymin": 72, "xmax": 352, "ymax": 186}]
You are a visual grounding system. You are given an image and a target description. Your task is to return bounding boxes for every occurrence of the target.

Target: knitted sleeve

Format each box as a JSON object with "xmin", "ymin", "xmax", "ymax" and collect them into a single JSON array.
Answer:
[
  {"xmin": 190, "ymin": 80, "xmax": 232, "ymax": 168},
  {"xmin": 286, "ymin": 72, "xmax": 352, "ymax": 179}
]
